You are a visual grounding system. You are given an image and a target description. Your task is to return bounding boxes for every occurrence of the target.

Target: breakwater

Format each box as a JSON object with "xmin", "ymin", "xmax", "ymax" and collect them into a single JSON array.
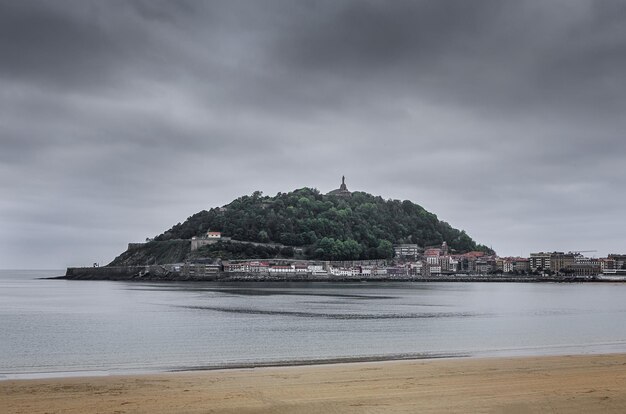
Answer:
[{"xmin": 62, "ymin": 266, "xmax": 210, "ymax": 281}]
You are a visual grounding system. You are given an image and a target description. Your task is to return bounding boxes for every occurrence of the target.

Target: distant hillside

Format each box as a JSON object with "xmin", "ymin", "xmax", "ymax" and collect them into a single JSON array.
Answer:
[{"xmin": 110, "ymin": 187, "xmax": 490, "ymax": 265}]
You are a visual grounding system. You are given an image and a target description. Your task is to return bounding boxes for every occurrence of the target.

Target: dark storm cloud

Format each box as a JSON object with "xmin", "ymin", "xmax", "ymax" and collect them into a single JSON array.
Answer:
[
  {"xmin": 1, "ymin": 0, "xmax": 625, "ymax": 268},
  {"xmin": 271, "ymin": 1, "xmax": 626, "ymax": 116},
  {"xmin": 276, "ymin": 0, "xmax": 504, "ymax": 69},
  {"xmin": 0, "ymin": 1, "xmax": 134, "ymax": 90}
]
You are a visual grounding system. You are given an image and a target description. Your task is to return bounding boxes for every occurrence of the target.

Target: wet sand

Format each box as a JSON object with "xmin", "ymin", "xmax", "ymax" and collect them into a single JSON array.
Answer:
[{"xmin": 2, "ymin": 354, "xmax": 626, "ymax": 413}]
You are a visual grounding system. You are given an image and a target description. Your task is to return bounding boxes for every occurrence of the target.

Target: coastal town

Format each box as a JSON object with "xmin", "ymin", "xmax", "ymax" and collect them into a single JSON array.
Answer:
[
  {"xmin": 136, "ymin": 230, "xmax": 626, "ymax": 281},
  {"xmin": 72, "ymin": 178, "xmax": 625, "ymax": 283}
]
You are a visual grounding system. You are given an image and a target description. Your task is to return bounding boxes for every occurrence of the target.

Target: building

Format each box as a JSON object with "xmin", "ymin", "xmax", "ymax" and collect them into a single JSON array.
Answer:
[
  {"xmin": 425, "ymin": 248, "xmax": 441, "ymax": 267},
  {"xmin": 550, "ymin": 252, "xmax": 575, "ymax": 274},
  {"xmin": 223, "ymin": 262, "xmax": 250, "ymax": 273},
  {"xmin": 326, "ymin": 176, "xmax": 352, "ymax": 197},
  {"xmin": 529, "ymin": 252, "xmax": 576, "ymax": 274},
  {"xmin": 386, "ymin": 267, "xmax": 408, "ymax": 278},
  {"xmin": 565, "ymin": 263, "xmax": 601, "ymax": 277},
  {"xmin": 608, "ymin": 254, "xmax": 626, "ymax": 270},
  {"xmin": 447, "ymin": 257, "xmax": 460, "ymax": 273},
  {"xmin": 191, "ymin": 230, "xmax": 224, "ymax": 251},
  {"xmin": 408, "ymin": 262, "xmax": 423, "ymax": 276},
  {"xmin": 330, "ymin": 267, "xmax": 357, "ymax": 277},
  {"xmin": 394, "ymin": 244, "xmax": 420, "ymax": 260},
  {"xmin": 529, "ymin": 252, "xmax": 551, "ymax": 272},
  {"xmin": 474, "ymin": 259, "xmax": 493, "ymax": 274},
  {"xmin": 294, "ymin": 264, "xmax": 308, "ymax": 273},
  {"xmin": 184, "ymin": 262, "xmax": 222, "ymax": 277},
  {"xmin": 269, "ymin": 265, "xmax": 294, "ymax": 273},
  {"xmin": 248, "ymin": 261, "xmax": 270, "ymax": 273},
  {"xmin": 308, "ymin": 264, "xmax": 326, "ymax": 274},
  {"xmin": 498, "ymin": 257, "xmax": 530, "ymax": 274}
]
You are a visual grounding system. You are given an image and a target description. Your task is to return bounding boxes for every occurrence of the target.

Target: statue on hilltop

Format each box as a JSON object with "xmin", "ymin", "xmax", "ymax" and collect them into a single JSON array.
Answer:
[{"xmin": 327, "ymin": 176, "xmax": 352, "ymax": 197}]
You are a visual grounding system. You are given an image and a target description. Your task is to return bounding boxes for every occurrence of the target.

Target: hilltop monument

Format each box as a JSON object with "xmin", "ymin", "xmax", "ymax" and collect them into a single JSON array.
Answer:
[{"xmin": 327, "ymin": 176, "xmax": 352, "ymax": 197}]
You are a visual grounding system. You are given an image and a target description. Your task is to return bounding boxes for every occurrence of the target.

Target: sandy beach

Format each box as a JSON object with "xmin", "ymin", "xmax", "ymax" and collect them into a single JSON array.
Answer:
[{"xmin": 2, "ymin": 354, "xmax": 626, "ymax": 413}]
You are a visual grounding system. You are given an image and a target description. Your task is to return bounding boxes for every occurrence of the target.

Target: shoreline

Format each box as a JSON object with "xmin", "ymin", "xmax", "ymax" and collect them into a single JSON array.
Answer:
[
  {"xmin": 1, "ymin": 352, "xmax": 467, "ymax": 381},
  {"xmin": 55, "ymin": 272, "xmax": 620, "ymax": 283},
  {"xmin": 2, "ymin": 353, "xmax": 626, "ymax": 413},
  {"xmin": 59, "ymin": 264, "xmax": 626, "ymax": 283},
  {"xmin": 4, "ymin": 343, "xmax": 626, "ymax": 381}
]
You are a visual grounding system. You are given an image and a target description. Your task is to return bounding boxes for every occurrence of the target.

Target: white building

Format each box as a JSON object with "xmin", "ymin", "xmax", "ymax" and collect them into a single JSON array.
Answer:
[
  {"xmin": 269, "ymin": 265, "xmax": 294, "ymax": 273},
  {"xmin": 308, "ymin": 264, "xmax": 326, "ymax": 274},
  {"xmin": 330, "ymin": 267, "xmax": 358, "ymax": 277}
]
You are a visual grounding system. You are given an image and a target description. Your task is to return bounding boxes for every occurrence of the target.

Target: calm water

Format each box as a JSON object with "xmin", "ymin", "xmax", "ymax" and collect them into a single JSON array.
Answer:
[{"xmin": 2, "ymin": 269, "xmax": 626, "ymax": 379}]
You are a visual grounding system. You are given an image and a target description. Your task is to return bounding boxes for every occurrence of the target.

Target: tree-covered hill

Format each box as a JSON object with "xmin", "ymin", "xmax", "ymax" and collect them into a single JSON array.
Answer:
[{"xmin": 147, "ymin": 188, "xmax": 490, "ymax": 261}]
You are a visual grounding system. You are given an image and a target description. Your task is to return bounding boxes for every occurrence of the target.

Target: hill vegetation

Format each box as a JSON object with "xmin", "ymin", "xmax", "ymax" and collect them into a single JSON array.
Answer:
[
  {"xmin": 128, "ymin": 188, "xmax": 490, "ymax": 263},
  {"xmin": 109, "ymin": 240, "xmax": 190, "ymax": 266}
]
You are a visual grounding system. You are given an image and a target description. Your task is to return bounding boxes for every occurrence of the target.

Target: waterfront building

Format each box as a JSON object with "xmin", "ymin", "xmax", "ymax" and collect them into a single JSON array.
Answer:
[
  {"xmin": 409, "ymin": 261, "xmax": 423, "ymax": 276},
  {"xmin": 330, "ymin": 267, "xmax": 357, "ymax": 276},
  {"xmin": 565, "ymin": 263, "xmax": 601, "ymax": 277},
  {"xmin": 498, "ymin": 257, "xmax": 530, "ymax": 273},
  {"xmin": 447, "ymin": 257, "xmax": 460, "ymax": 273},
  {"xmin": 248, "ymin": 261, "xmax": 270, "ymax": 273},
  {"xmin": 386, "ymin": 267, "xmax": 408, "ymax": 278},
  {"xmin": 308, "ymin": 264, "xmax": 326, "ymax": 274},
  {"xmin": 269, "ymin": 265, "xmax": 294, "ymax": 273},
  {"xmin": 550, "ymin": 252, "xmax": 575, "ymax": 274},
  {"xmin": 530, "ymin": 252, "xmax": 551, "ymax": 272},
  {"xmin": 224, "ymin": 262, "xmax": 250, "ymax": 273},
  {"xmin": 529, "ymin": 252, "xmax": 576, "ymax": 275},
  {"xmin": 600, "ymin": 258, "xmax": 616, "ymax": 273},
  {"xmin": 184, "ymin": 262, "xmax": 222, "ymax": 277},
  {"xmin": 373, "ymin": 267, "xmax": 387, "ymax": 276},
  {"xmin": 474, "ymin": 259, "xmax": 493, "ymax": 274},
  {"xmin": 608, "ymin": 254, "xmax": 626, "ymax": 269},
  {"xmin": 294, "ymin": 264, "xmax": 308, "ymax": 273}
]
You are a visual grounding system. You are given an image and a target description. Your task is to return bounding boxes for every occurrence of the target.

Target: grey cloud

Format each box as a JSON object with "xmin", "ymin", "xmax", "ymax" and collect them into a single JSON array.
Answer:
[
  {"xmin": 0, "ymin": 2, "xmax": 128, "ymax": 89},
  {"xmin": 1, "ymin": 0, "xmax": 625, "ymax": 268}
]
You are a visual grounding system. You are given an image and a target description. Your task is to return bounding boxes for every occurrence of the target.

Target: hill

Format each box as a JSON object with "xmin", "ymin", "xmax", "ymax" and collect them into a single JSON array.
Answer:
[{"xmin": 110, "ymin": 187, "xmax": 491, "ymax": 265}]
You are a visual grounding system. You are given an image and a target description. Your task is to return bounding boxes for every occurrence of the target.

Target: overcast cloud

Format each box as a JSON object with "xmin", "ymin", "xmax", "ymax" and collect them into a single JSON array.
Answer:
[{"xmin": 1, "ymin": 0, "xmax": 625, "ymax": 269}]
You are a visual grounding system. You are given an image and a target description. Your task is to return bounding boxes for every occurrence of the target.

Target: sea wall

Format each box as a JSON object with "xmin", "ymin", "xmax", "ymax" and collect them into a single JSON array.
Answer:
[
  {"xmin": 63, "ymin": 266, "xmax": 218, "ymax": 281},
  {"xmin": 64, "ymin": 266, "xmax": 152, "ymax": 280},
  {"xmin": 61, "ymin": 267, "xmax": 604, "ymax": 283}
]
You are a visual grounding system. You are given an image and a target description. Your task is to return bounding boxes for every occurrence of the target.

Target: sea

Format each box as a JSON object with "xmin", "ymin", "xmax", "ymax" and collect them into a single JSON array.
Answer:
[{"xmin": 2, "ymin": 269, "xmax": 626, "ymax": 380}]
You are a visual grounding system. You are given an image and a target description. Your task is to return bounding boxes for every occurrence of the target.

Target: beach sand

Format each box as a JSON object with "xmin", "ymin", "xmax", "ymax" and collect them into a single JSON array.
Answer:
[{"xmin": 2, "ymin": 354, "xmax": 626, "ymax": 413}]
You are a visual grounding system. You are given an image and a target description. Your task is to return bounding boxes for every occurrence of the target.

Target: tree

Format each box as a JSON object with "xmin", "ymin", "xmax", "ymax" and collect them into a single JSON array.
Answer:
[
  {"xmin": 280, "ymin": 247, "xmax": 294, "ymax": 257},
  {"xmin": 376, "ymin": 240, "xmax": 394, "ymax": 259},
  {"xmin": 341, "ymin": 239, "xmax": 362, "ymax": 260},
  {"xmin": 147, "ymin": 187, "xmax": 487, "ymax": 262},
  {"xmin": 258, "ymin": 230, "xmax": 270, "ymax": 243}
]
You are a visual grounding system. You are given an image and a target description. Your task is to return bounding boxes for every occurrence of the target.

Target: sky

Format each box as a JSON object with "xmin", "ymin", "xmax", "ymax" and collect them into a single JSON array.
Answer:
[{"xmin": 1, "ymin": 0, "xmax": 625, "ymax": 269}]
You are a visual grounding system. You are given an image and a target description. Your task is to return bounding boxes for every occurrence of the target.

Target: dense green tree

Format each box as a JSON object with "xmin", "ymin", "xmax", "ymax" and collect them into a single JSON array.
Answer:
[
  {"xmin": 376, "ymin": 240, "xmax": 394, "ymax": 259},
  {"xmin": 341, "ymin": 239, "xmax": 362, "ymax": 260},
  {"xmin": 151, "ymin": 187, "xmax": 492, "ymax": 261}
]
